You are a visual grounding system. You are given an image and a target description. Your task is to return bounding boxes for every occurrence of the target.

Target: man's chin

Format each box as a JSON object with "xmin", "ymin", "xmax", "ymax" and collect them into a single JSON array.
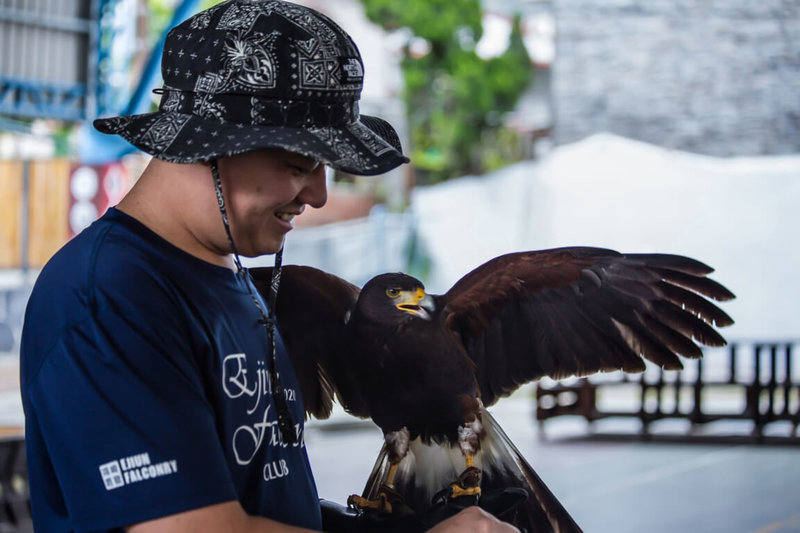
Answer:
[{"xmin": 246, "ymin": 238, "xmax": 286, "ymax": 258}]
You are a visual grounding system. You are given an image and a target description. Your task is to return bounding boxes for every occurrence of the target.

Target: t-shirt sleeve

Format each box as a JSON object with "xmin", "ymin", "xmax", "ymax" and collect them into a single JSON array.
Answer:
[{"xmin": 25, "ymin": 286, "xmax": 237, "ymax": 531}]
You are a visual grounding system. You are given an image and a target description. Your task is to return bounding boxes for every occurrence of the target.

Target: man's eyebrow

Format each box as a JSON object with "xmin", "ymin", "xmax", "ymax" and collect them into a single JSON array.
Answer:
[{"xmin": 286, "ymin": 153, "xmax": 321, "ymax": 169}]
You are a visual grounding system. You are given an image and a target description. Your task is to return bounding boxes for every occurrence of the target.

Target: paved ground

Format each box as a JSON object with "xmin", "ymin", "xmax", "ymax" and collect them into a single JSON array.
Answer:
[
  {"xmin": 305, "ymin": 390, "xmax": 800, "ymax": 533},
  {"xmin": 3, "ymin": 356, "xmax": 798, "ymax": 532}
]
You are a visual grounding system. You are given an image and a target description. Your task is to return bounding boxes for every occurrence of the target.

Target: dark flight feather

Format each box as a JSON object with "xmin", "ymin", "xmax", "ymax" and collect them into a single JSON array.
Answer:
[{"xmin": 251, "ymin": 265, "xmax": 367, "ymax": 419}]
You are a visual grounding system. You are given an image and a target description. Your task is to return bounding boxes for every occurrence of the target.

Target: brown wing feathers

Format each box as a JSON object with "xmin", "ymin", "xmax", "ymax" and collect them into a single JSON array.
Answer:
[
  {"xmin": 250, "ymin": 265, "xmax": 365, "ymax": 420},
  {"xmin": 442, "ymin": 247, "xmax": 734, "ymax": 406}
]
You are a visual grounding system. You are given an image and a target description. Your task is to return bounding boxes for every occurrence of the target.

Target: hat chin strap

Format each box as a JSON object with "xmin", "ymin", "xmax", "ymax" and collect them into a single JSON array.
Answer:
[{"xmin": 210, "ymin": 159, "xmax": 297, "ymax": 446}]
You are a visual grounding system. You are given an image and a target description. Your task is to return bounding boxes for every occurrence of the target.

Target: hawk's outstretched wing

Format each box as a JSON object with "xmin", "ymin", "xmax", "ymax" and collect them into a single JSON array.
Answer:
[{"xmin": 439, "ymin": 247, "xmax": 735, "ymax": 406}]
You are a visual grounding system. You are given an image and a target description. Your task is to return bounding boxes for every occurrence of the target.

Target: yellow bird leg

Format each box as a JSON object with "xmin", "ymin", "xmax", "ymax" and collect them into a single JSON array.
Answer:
[
  {"xmin": 450, "ymin": 484, "xmax": 482, "ymax": 498},
  {"xmin": 449, "ymin": 453, "xmax": 482, "ymax": 499},
  {"xmin": 384, "ymin": 462, "xmax": 399, "ymax": 488}
]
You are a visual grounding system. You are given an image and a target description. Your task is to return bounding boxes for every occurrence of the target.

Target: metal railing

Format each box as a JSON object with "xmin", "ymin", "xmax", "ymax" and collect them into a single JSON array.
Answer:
[{"xmin": 535, "ymin": 341, "xmax": 800, "ymax": 443}]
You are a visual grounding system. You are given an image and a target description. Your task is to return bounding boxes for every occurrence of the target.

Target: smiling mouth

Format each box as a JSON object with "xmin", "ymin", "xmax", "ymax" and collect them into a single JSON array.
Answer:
[
  {"xmin": 275, "ymin": 205, "xmax": 307, "ymax": 226},
  {"xmin": 276, "ymin": 212, "xmax": 296, "ymax": 223}
]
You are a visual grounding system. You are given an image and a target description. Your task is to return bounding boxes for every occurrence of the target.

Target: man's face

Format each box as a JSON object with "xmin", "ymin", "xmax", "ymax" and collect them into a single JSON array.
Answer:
[{"xmin": 216, "ymin": 148, "xmax": 328, "ymax": 256}]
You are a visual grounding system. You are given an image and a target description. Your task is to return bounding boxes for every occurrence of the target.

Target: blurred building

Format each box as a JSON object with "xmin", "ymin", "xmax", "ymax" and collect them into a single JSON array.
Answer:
[
  {"xmin": 551, "ymin": 0, "xmax": 800, "ymax": 156},
  {"xmin": 475, "ymin": 0, "xmax": 556, "ymax": 159}
]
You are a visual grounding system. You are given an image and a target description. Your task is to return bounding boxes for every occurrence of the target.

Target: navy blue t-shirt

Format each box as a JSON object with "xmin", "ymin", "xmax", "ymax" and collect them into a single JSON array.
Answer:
[{"xmin": 20, "ymin": 208, "xmax": 322, "ymax": 532}]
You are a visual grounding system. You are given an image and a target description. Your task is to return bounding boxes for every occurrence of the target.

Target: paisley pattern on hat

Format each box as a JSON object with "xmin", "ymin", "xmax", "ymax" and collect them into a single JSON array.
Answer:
[
  {"xmin": 160, "ymin": 89, "xmax": 184, "ymax": 113},
  {"xmin": 93, "ymin": 0, "xmax": 408, "ymax": 176},
  {"xmin": 220, "ymin": 30, "xmax": 279, "ymax": 92},
  {"xmin": 140, "ymin": 114, "xmax": 192, "ymax": 154}
]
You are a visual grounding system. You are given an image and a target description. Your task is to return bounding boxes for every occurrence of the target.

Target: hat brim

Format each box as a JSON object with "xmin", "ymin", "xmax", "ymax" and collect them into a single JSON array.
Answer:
[{"xmin": 93, "ymin": 111, "xmax": 409, "ymax": 176}]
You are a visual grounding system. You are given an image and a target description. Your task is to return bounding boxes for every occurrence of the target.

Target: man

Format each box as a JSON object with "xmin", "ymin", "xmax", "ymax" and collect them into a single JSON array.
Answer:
[{"xmin": 20, "ymin": 1, "xmax": 519, "ymax": 531}]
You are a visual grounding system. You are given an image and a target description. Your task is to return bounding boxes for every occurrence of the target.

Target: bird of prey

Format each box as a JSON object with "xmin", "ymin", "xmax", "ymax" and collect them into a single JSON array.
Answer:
[{"xmin": 250, "ymin": 246, "xmax": 734, "ymax": 533}]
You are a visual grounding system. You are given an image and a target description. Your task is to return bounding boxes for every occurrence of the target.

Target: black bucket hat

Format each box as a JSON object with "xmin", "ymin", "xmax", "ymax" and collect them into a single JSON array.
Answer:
[{"xmin": 94, "ymin": 0, "xmax": 410, "ymax": 176}]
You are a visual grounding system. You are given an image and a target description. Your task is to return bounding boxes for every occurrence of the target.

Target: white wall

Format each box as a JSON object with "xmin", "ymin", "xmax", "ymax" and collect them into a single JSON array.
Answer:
[{"xmin": 412, "ymin": 134, "xmax": 800, "ymax": 341}]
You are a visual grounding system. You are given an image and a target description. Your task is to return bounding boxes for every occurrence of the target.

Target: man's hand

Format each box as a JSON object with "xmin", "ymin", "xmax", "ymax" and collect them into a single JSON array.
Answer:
[
  {"xmin": 426, "ymin": 506, "xmax": 520, "ymax": 533},
  {"xmin": 320, "ymin": 488, "xmax": 527, "ymax": 532}
]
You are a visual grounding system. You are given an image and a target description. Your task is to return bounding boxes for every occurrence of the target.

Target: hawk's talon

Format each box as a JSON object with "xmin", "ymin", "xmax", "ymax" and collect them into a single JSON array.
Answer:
[
  {"xmin": 449, "ymin": 484, "xmax": 482, "ymax": 499},
  {"xmin": 348, "ymin": 482, "xmax": 407, "ymax": 514},
  {"xmin": 448, "ymin": 465, "xmax": 482, "ymax": 502},
  {"xmin": 347, "ymin": 493, "xmax": 393, "ymax": 514}
]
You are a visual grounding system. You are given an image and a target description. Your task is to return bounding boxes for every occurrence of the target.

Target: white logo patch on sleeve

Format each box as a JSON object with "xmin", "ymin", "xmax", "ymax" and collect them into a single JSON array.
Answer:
[{"xmin": 99, "ymin": 452, "xmax": 178, "ymax": 491}]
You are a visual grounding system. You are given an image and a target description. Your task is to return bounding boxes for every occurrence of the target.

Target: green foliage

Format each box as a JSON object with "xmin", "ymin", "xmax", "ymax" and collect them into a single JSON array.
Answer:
[
  {"xmin": 359, "ymin": 0, "xmax": 533, "ymax": 183},
  {"xmin": 361, "ymin": 0, "xmax": 483, "ymax": 45},
  {"xmin": 199, "ymin": 0, "xmax": 226, "ymax": 11},
  {"xmin": 146, "ymin": 0, "xmax": 177, "ymax": 44}
]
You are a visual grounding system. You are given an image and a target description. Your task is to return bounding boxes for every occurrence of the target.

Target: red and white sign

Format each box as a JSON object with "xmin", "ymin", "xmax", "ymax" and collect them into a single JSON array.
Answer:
[{"xmin": 69, "ymin": 162, "xmax": 130, "ymax": 237}]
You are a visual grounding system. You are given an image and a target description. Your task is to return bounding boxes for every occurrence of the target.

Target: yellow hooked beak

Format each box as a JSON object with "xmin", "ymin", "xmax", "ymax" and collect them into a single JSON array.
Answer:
[{"xmin": 395, "ymin": 287, "xmax": 435, "ymax": 320}]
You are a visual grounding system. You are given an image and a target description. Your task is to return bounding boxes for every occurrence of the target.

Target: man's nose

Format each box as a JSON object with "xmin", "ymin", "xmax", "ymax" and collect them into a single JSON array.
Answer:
[{"xmin": 298, "ymin": 165, "xmax": 328, "ymax": 209}]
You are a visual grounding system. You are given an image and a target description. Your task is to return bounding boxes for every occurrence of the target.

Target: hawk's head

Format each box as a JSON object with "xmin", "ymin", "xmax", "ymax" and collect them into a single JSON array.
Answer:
[{"xmin": 357, "ymin": 273, "xmax": 435, "ymax": 322}]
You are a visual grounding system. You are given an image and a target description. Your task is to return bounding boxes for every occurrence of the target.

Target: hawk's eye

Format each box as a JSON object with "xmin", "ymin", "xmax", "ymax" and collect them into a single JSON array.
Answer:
[{"xmin": 386, "ymin": 288, "xmax": 401, "ymax": 298}]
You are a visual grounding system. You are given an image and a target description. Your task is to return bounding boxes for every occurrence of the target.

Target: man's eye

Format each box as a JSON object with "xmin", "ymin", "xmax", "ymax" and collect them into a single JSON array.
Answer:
[
  {"xmin": 289, "ymin": 165, "xmax": 309, "ymax": 175},
  {"xmin": 286, "ymin": 158, "xmax": 321, "ymax": 176}
]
